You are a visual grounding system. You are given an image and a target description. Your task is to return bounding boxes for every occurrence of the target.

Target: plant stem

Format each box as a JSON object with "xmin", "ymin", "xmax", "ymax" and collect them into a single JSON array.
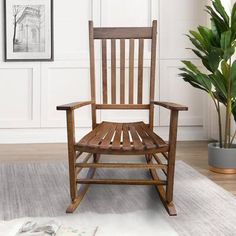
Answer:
[
  {"xmin": 224, "ymin": 59, "xmax": 232, "ymax": 148},
  {"xmin": 210, "ymin": 93, "xmax": 222, "ymax": 147},
  {"xmin": 230, "ymin": 129, "xmax": 236, "ymax": 145},
  {"xmin": 224, "ymin": 103, "xmax": 231, "ymax": 148},
  {"xmin": 217, "ymin": 100, "xmax": 223, "ymax": 148},
  {"xmin": 228, "ymin": 112, "xmax": 231, "ymax": 145}
]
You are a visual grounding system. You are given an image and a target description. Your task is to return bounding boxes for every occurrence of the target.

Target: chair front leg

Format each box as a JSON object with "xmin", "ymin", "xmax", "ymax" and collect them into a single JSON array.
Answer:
[
  {"xmin": 166, "ymin": 110, "xmax": 179, "ymax": 203},
  {"xmin": 66, "ymin": 110, "xmax": 77, "ymax": 202}
]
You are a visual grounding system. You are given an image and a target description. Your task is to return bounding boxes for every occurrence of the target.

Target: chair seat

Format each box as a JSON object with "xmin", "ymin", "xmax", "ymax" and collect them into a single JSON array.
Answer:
[{"xmin": 76, "ymin": 121, "xmax": 169, "ymax": 154}]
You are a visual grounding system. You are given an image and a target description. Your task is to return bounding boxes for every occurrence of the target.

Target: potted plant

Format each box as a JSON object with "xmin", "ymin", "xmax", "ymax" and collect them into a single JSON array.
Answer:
[{"xmin": 179, "ymin": 0, "xmax": 236, "ymax": 173}]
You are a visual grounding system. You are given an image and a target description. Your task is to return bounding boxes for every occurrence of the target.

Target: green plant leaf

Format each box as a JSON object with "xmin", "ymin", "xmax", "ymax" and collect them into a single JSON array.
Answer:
[
  {"xmin": 198, "ymin": 26, "xmax": 213, "ymax": 47},
  {"xmin": 230, "ymin": 61, "xmax": 236, "ymax": 97},
  {"xmin": 209, "ymin": 72, "xmax": 227, "ymax": 98},
  {"xmin": 220, "ymin": 30, "xmax": 232, "ymax": 49},
  {"xmin": 179, "ymin": 64, "xmax": 212, "ymax": 91},
  {"xmin": 231, "ymin": 22, "xmax": 236, "ymax": 40},
  {"xmin": 223, "ymin": 47, "xmax": 235, "ymax": 61},
  {"xmin": 212, "ymin": 0, "xmax": 230, "ymax": 25},
  {"xmin": 196, "ymin": 74, "xmax": 212, "ymax": 91},
  {"xmin": 179, "ymin": 72, "xmax": 209, "ymax": 92},
  {"xmin": 191, "ymin": 49, "xmax": 204, "ymax": 59},
  {"xmin": 231, "ymin": 2, "xmax": 236, "ymax": 27},
  {"xmin": 187, "ymin": 35, "xmax": 207, "ymax": 53},
  {"xmin": 179, "ymin": 69, "xmax": 212, "ymax": 93},
  {"xmin": 201, "ymin": 57, "xmax": 214, "ymax": 72},
  {"xmin": 206, "ymin": 6, "xmax": 229, "ymax": 32},
  {"xmin": 211, "ymin": 19, "xmax": 220, "ymax": 44},
  {"xmin": 181, "ymin": 60, "xmax": 201, "ymax": 74},
  {"xmin": 214, "ymin": 91, "xmax": 227, "ymax": 105},
  {"xmin": 232, "ymin": 103, "xmax": 236, "ymax": 122},
  {"xmin": 208, "ymin": 49, "xmax": 222, "ymax": 71},
  {"xmin": 180, "ymin": 64, "xmax": 212, "ymax": 92},
  {"xmin": 221, "ymin": 60, "xmax": 230, "ymax": 79},
  {"xmin": 190, "ymin": 30, "xmax": 205, "ymax": 45}
]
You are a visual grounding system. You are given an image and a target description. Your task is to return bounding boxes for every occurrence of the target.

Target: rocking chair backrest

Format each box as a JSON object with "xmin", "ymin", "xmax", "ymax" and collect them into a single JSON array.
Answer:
[{"xmin": 89, "ymin": 20, "xmax": 157, "ymax": 129}]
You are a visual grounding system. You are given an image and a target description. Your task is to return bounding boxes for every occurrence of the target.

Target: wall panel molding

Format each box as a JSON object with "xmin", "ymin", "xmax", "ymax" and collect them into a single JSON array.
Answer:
[
  {"xmin": 0, "ymin": 63, "xmax": 40, "ymax": 128},
  {"xmin": 41, "ymin": 61, "xmax": 95, "ymax": 128}
]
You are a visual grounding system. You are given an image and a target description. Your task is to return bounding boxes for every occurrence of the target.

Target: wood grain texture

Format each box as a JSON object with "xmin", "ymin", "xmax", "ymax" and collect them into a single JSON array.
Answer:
[
  {"xmin": 151, "ymin": 101, "xmax": 188, "ymax": 111},
  {"xmin": 146, "ymin": 155, "xmax": 177, "ymax": 216},
  {"xmin": 112, "ymin": 123, "xmax": 122, "ymax": 149},
  {"xmin": 89, "ymin": 20, "xmax": 97, "ymax": 128},
  {"xmin": 93, "ymin": 27, "xmax": 152, "ymax": 39},
  {"xmin": 99, "ymin": 123, "xmax": 117, "ymax": 149},
  {"xmin": 129, "ymin": 39, "xmax": 134, "ymax": 104},
  {"xmin": 67, "ymin": 166, "xmax": 96, "ymax": 213},
  {"xmin": 138, "ymin": 39, "xmax": 144, "ymax": 104},
  {"xmin": 120, "ymin": 39, "xmax": 125, "ymax": 104},
  {"xmin": 122, "ymin": 123, "xmax": 132, "ymax": 151},
  {"xmin": 57, "ymin": 101, "xmax": 92, "ymax": 111},
  {"xmin": 75, "ymin": 153, "xmax": 93, "ymax": 176},
  {"xmin": 149, "ymin": 20, "xmax": 157, "ymax": 130},
  {"xmin": 76, "ymin": 162, "xmax": 167, "ymax": 170},
  {"xmin": 166, "ymin": 111, "xmax": 179, "ymax": 203},
  {"xmin": 111, "ymin": 39, "xmax": 116, "ymax": 104},
  {"xmin": 77, "ymin": 121, "xmax": 168, "ymax": 154},
  {"xmin": 66, "ymin": 110, "xmax": 77, "ymax": 201},
  {"xmin": 76, "ymin": 178, "xmax": 167, "ymax": 185},
  {"xmin": 95, "ymin": 104, "xmax": 150, "ymax": 109},
  {"xmin": 102, "ymin": 39, "xmax": 108, "ymax": 104}
]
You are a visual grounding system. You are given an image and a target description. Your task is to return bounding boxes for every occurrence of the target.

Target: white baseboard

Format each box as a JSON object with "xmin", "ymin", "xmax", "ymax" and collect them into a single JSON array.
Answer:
[{"xmin": 0, "ymin": 126, "xmax": 208, "ymax": 144}]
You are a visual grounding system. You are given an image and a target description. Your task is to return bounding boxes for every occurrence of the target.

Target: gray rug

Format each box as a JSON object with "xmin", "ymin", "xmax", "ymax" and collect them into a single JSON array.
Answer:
[{"xmin": 1, "ymin": 160, "xmax": 236, "ymax": 235}]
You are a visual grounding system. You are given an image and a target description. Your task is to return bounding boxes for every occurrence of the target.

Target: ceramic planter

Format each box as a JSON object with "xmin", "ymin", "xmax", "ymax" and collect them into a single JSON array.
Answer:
[{"xmin": 208, "ymin": 143, "xmax": 236, "ymax": 174}]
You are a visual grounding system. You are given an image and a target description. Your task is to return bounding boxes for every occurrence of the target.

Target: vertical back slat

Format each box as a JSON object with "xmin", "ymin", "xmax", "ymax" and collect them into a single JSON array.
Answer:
[
  {"xmin": 120, "ymin": 39, "xmax": 125, "ymax": 104},
  {"xmin": 149, "ymin": 20, "xmax": 157, "ymax": 130},
  {"xmin": 129, "ymin": 39, "xmax": 134, "ymax": 104},
  {"xmin": 102, "ymin": 39, "xmax": 108, "ymax": 104},
  {"xmin": 88, "ymin": 21, "xmax": 97, "ymax": 129},
  {"xmin": 137, "ymin": 39, "xmax": 144, "ymax": 104},
  {"xmin": 111, "ymin": 39, "xmax": 116, "ymax": 104},
  {"xmin": 89, "ymin": 20, "xmax": 157, "ymax": 119}
]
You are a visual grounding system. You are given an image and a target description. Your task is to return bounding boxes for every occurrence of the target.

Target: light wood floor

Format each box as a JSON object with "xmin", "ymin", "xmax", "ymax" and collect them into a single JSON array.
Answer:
[{"xmin": 0, "ymin": 141, "xmax": 236, "ymax": 195}]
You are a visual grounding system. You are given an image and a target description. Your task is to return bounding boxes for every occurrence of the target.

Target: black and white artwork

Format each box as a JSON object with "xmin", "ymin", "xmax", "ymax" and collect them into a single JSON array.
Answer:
[{"xmin": 4, "ymin": 0, "xmax": 53, "ymax": 61}]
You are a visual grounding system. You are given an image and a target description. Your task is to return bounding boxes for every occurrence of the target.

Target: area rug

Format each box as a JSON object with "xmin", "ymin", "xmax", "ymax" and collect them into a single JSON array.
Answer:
[
  {"xmin": 0, "ymin": 210, "xmax": 177, "ymax": 236},
  {"xmin": 0, "ymin": 160, "xmax": 236, "ymax": 235}
]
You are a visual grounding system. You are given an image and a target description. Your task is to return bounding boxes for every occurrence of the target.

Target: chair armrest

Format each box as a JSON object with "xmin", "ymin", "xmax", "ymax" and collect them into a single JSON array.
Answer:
[
  {"xmin": 151, "ymin": 101, "xmax": 188, "ymax": 111},
  {"xmin": 57, "ymin": 101, "xmax": 93, "ymax": 111}
]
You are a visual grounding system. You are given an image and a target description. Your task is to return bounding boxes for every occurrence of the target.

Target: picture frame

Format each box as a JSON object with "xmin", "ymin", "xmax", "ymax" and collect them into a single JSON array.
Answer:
[{"xmin": 4, "ymin": 0, "xmax": 54, "ymax": 61}]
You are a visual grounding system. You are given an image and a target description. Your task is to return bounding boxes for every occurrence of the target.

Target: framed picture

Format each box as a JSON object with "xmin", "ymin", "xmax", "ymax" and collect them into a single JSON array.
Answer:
[{"xmin": 4, "ymin": 0, "xmax": 53, "ymax": 61}]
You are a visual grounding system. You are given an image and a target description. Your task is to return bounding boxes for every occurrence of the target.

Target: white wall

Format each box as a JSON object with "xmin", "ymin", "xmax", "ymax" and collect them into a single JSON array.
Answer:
[{"xmin": 0, "ymin": 0, "xmax": 210, "ymax": 143}]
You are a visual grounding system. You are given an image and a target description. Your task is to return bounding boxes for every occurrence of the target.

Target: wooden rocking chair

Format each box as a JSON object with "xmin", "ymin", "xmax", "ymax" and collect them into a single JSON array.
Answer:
[{"xmin": 57, "ymin": 20, "xmax": 188, "ymax": 216}]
